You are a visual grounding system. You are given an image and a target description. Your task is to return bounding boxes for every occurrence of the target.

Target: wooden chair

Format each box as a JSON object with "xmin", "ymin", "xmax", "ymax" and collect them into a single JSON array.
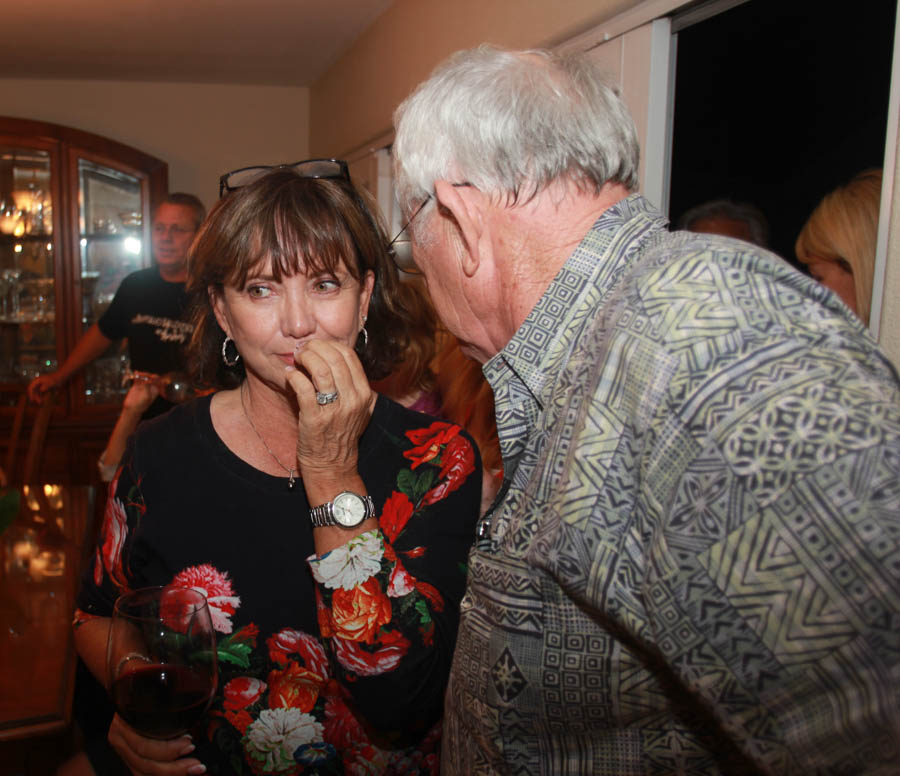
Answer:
[
  {"xmin": 22, "ymin": 387, "xmax": 58, "ymax": 485},
  {"xmin": 0, "ymin": 384, "xmax": 28, "ymax": 487}
]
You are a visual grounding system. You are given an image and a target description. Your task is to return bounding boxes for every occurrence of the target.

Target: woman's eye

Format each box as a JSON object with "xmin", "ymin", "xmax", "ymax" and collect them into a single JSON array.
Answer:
[
  {"xmin": 314, "ymin": 277, "xmax": 339, "ymax": 292},
  {"xmin": 247, "ymin": 285, "xmax": 271, "ymax": 298}
]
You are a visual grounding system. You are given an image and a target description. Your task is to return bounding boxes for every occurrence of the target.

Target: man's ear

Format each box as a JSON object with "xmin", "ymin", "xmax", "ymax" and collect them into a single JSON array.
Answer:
[
  {"xmin": 434, "ymin": 180, "xmax": 489, "ymax": 278},
  {"xmin": 209, "ymin": 286, "xmax": 231, "ymax": 337}
]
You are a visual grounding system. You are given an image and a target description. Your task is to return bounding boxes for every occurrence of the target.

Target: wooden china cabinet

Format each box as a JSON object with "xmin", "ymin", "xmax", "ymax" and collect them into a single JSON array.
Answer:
[{"xmin": 0, "ymin": 117, "xmax": 167, "ymax": 484}]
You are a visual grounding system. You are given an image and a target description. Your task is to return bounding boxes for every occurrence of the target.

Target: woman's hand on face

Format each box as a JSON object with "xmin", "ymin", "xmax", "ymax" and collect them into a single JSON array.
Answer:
[
  {"xmin": 108, "ymin": 714, "xmax": 206, "ymax": 775},
  {"xmin": 286, "ymin": 339, "xmax": 376, "ymax": 484}
]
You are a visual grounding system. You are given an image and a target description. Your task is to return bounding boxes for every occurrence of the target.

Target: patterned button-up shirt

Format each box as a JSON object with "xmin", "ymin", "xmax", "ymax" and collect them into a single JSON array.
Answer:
[{"xmin": 441, "ymin": 195, "xmax": 900, "ymax": 775}]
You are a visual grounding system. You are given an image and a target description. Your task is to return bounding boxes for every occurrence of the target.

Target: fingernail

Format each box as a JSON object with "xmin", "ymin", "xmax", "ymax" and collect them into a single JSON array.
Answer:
[
  {"xmin": 180, "ymin": 742, "xmax": 196, "ymax": 756},
  {"xmin": 187, "ymin": 765, "xmax": 207, "ymax": 775}
]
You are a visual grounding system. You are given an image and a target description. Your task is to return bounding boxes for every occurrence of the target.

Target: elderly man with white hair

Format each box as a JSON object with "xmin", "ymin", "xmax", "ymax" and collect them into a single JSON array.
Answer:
[{"xmin": 392, "ymin": 45, "xmax": 900, "ymax": 775}]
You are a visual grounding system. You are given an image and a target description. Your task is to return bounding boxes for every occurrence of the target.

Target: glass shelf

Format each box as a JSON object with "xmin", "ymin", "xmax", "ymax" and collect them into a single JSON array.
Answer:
[
  {"xmin": 1, "ymin": 147, "xmax": 53, "ymax": 382},
  {"xmin": 77, "ymin": 159, "xmax": 144, "ymax": 405},
  {"xmin": 0, "ymin": 118, "xmax": 167, "ymax": 426}
]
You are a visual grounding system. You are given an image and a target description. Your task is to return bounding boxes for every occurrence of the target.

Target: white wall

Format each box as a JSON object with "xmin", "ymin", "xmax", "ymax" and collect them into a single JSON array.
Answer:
[
  {"xmin": 878, "ymin": 153, "xmax": 900, "ymax": 360},
  {"xmin": 0, "ymin": 79, "xmax": 310, "ymax": 208},
  {"xmin": 313, "ymin": 0, "xmax": 900, "ymax": 366},
  {"xmin": 309, "ymin": 0, "xmax": 637, "ymax": 157}
]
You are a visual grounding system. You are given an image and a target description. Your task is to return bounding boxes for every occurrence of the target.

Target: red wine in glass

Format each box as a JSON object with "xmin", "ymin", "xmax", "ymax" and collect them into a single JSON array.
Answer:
[
  {"xmin": 107, "ymin": 586, "xmax": 217, "ymax": 740},
  {"xmin": 111, "ymin": 663, "xmax": 213, "ymax": 739}
]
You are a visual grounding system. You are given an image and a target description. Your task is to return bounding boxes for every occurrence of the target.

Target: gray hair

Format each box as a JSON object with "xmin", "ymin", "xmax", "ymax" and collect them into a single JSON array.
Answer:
[
  {"xmin": 677, "ymin": 198, "xmax": 769, "ymax": 248},
  {"xmin": 392, "ymin": 45, "xmax": 640, "ymax": 215}
]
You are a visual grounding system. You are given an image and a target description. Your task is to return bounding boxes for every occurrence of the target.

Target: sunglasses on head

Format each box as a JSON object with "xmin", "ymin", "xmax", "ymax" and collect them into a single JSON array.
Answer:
[{"xmin": 218, "ymin": 158, "xmax": 422, "ymax": 275}]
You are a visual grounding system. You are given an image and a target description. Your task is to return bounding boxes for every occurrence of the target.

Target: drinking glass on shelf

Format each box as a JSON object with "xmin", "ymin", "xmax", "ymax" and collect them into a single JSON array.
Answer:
[
  {"xmin": 0, "ymin": 272, "xmax": 9, "ymax": 319},
  {"xmin": 0, "ymin": 201, "xmax": 20, "ymax": 235},
  {"xmin": 106, "ymin": 586, "xmax": 218, "ymax": 739},
  {"xmin": 2, "ymin": 268, "xmax": 23, "ymax": 319}
]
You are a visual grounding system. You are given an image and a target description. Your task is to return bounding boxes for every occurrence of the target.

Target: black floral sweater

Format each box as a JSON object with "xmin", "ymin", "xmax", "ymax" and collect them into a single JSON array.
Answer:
[{"xmin": 75, "ymin": 393, "xmax": 481, "ymax": 775}]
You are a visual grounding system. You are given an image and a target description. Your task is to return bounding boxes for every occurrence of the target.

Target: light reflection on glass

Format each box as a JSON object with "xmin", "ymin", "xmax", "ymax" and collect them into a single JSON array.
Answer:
[{"xmin": 43, "ymin": 483, "xmax": 64, "ymax": 511}]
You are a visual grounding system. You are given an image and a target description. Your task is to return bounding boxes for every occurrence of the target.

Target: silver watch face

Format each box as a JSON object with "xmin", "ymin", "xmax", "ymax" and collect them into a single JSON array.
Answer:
[{"xmin": 332, "ymin": 492, "xmax": 366, "ymax": 527}]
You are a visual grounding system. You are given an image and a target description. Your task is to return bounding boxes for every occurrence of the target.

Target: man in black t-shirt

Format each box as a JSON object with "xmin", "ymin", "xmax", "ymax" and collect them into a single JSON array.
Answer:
[{"xmin": 28, "ymin": 192, "xmax": 206, "ymax": 419}]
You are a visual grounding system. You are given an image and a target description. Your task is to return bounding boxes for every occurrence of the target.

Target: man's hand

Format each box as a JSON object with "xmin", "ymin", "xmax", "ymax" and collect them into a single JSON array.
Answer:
[{"xmin": 27, "ymin": 372, "xmax": 61, "ymax": 403}]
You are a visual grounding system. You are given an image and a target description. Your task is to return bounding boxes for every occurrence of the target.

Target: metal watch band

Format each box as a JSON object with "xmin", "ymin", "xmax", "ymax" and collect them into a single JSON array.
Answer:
[{"xmin": 309, "ymin": 493, "xmax": 375, "ymax": 528}]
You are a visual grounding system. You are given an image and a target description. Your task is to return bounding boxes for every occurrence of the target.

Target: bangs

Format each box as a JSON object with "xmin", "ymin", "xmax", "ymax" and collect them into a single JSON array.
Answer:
[
  {"xmin": 223, "ymin": 177, "xmax": 365, "ymax": 289},
  {"xmin": 187, "ymin": 165, "xmax": 409, "ymax": 388}
]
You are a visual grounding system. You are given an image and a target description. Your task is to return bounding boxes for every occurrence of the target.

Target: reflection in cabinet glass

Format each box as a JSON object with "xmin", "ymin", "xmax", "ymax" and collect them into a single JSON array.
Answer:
[
  {"xmin": 0, "ymin": 117, "xmax": 167, "ymax": 435},
  {"xmin": 0, "ymin": 147, "xmax": 55, "ymax": 383},
  {"xmin": 78, "ymin": 160, "xmax": 144, "ymax": 405}
]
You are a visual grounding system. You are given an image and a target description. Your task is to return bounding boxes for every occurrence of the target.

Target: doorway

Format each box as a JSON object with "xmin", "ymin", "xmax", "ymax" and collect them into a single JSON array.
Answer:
[{"xmin": 668, "ymin": 0, "xmax": 896, "ymax": 267}]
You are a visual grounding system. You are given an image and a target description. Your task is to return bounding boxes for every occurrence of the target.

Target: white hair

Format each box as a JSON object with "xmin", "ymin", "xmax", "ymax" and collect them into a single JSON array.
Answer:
[{"xmin": 392, "ymin": 45, "xmax": 640, "ymax": 216}]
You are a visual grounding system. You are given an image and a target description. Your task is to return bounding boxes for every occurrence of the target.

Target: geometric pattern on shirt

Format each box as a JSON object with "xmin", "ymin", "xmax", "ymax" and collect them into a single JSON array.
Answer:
[
  {"xmin": 491, "ymin": 646, "xmax": 526, "ymax": 702},
  {"xmin": 447, "ymin": 195, "xmax": 900, "ymax": 775}
]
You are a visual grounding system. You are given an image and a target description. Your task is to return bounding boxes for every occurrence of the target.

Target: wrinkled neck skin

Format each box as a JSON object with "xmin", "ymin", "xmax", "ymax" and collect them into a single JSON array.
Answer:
[{"xmin": 489, "ymin": 180, "xmax": 630, "ymax": 344}]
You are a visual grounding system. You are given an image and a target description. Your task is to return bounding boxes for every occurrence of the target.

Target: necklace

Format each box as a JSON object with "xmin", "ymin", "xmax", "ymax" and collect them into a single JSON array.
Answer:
[{"xmin": 240, "ymin": 383, "xmax": 297, "ymax": 489}]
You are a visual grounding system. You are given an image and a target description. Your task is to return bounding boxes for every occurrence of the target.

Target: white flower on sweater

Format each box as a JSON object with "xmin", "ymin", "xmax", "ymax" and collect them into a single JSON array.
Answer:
[
  {"xmin": 309, "ymin": 529, "xmax": 383, "ymax": 590},
  {"xmin": 243, "ymin": 708, "xmax": 323, "ymax": 773}
]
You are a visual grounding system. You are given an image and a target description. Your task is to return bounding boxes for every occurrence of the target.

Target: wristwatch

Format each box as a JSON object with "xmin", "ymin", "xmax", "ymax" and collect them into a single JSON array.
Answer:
[{"xmin": 309, "ymin": 491, "xmax": 375, "ymax": 529}]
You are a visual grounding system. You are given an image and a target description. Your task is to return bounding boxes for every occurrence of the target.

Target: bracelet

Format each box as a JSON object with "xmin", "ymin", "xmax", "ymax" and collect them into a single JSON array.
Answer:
[{"xmin": 116, "ymin": 651, "xmax": 152, "ymax": 675}]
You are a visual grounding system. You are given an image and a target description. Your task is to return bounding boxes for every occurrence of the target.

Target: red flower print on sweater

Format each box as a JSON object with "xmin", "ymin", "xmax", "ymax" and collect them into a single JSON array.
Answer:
[
  {"xmin": 315, "ymin": 587, "xmax": 332, "ymax": 639},
  {"xmin": 413, "ymin": 580, "xmax": 444, "ymax": 612},
  {"xmin": 423, "ymin": 433, "xmax": 476, "ymax": 505},
  {"xmin": 380, "ymin": 491, "xmax": 414, "ymax": 543},
  {"xmin": 329, "ymin": 577, "xmax": 392, "ymax": 644},
  {"xmin": 403, "ymin": 422, "xmax": 461, "ymax": 469},
  {"xmin": 267, "ymin": 628, "xmax": 330, "ymax": 679},
  {"xmin": 171, "ymin": 564, "xmax": 240, "ymax": 634},
  {"xmin": 95, "ymin": 496, "xmax": 129, "ymax": 590},
  {"xmin": 267, "ymin": 661, "xmax": 325, "ymax": 713},
  {"xmin": 224, "ymin": 677, "xmax": 267, "ymax": 710},
  {"xmin": 323, "ymin": 693, "xmax": 368, "ymax": 755},
  {"xmin": 224, "ymin": 708, "xmax": 253, "ymax": 735},
  {"xmin": 332, "ymin": 629, "xmax": 410, "ymax": 676},
  {"xmin": 387, "ymin": 560, "xmax": 415, "ymax": 598}
]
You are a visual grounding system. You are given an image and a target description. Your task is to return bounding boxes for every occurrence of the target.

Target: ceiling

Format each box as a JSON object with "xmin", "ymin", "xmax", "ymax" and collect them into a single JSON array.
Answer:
[{"xmin": 0, "ymin": 0, "xmax": 393, "ymax": 87}]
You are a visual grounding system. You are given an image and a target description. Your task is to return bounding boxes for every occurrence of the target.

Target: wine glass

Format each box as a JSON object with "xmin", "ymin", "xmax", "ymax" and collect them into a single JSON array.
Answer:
[{"xmin": 106, "ymin": 585, "xmax": 218, "ymax": 739}]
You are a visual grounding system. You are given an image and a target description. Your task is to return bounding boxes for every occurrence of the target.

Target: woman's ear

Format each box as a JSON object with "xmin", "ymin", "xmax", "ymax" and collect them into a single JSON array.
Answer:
[
  {"xmin": 434, "ymin": 180, "xmax": 490, "ymax": 278},
  {"xmin": 360, "ymin": 270, "xmax": 375, "ymax": 326},
  {"xmin": 209, "ymin": 286, "xmax": 231, "ymax": 337}
]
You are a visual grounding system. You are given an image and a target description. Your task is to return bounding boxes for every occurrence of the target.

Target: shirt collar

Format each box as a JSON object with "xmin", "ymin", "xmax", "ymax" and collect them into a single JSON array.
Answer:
[{"xmin": 484, "ymin": 193, "xmax": 666, "ymax": 406}]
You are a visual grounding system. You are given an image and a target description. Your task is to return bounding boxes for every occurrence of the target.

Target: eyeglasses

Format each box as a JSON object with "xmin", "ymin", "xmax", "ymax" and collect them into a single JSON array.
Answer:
[
  {"xmin": 386, "ymin": 196, "xmax": 431, "ymax": 276},
  {"xmin": 152, "ymin": 223, "xmax": 195, "ymax": 237},
  {"xmin": 387, "ymin": 184, "xmax": 472, "ymax": 276},
  {"xmin": 218, "ymin": 158, "xmax": 350, "ymax": 198}
]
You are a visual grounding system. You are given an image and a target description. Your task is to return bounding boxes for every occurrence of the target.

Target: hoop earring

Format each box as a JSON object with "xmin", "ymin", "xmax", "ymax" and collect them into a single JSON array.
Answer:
[
  {"xmin": 360, "ymin": 327, "xmax": 368, "ymax": 347},
  {"xmin": 222, "ymin": 336, "xmax": 241, "ymax": 367}
]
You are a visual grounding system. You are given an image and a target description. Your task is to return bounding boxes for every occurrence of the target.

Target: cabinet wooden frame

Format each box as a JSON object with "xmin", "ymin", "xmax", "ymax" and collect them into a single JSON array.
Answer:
[{"xmin": 0, "ymin": 117, "xmax": 168, "ymax": 484}]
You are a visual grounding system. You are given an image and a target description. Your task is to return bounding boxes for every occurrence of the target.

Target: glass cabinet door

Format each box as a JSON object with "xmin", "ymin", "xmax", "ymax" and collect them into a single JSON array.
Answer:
[
  {"xmin": 0, "ymin": 146, "xmax": 55, "ymax": 384},
  {"xmin": 77, "ymin": 159, "xmax": 147, "ymax": 405}
]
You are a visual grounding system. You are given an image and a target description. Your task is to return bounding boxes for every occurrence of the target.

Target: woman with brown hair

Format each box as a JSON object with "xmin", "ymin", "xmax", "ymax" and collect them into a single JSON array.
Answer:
[{"xmin": 68, "ymin": 163, "xmax": 481, "ymax": 776}]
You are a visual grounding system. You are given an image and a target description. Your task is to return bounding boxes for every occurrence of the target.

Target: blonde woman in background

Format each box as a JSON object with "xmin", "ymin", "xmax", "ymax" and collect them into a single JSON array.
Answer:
[{"xmin": 795, "ymin": 168, "xmax": 882, "ymax": 325}]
